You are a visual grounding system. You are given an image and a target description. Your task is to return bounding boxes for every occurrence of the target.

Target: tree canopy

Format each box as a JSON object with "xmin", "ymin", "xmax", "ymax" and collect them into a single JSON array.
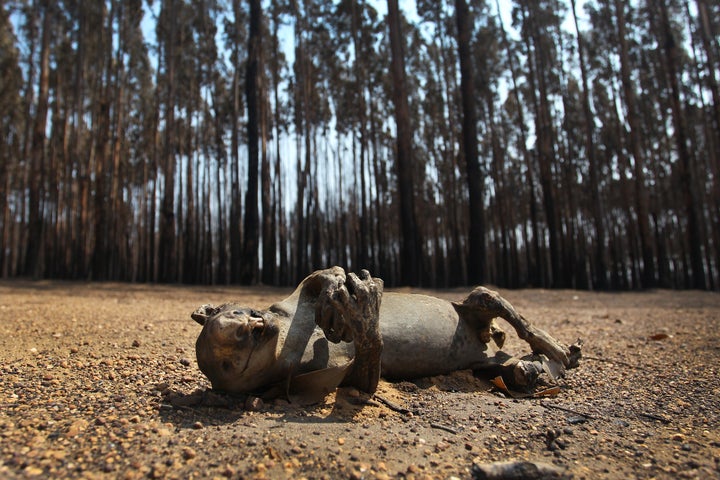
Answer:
[{"xmin": 1, "ymin": 0, "xmax": 719, "ymax": 289}]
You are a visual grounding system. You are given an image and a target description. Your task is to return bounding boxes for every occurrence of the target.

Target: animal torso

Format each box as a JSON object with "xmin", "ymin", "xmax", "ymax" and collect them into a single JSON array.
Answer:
[{"xmin": 270, "ymin": 291, "xmax": 495, "ymax": 380}]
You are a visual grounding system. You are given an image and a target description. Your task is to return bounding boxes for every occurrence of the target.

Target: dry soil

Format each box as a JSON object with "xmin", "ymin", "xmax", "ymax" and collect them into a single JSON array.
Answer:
[{"xmin": 1, "ymin": 281, "xmax": 719, "ymax": 479}]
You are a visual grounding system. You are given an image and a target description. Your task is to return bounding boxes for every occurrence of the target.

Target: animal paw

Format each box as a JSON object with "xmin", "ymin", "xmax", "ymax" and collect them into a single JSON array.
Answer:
[
  {"xmin": 526, "ymin": 327, "xmax": 571, "ymax": 367},
  {"xmin": 312, "ymin": 268, "xmax": 384, "ymax": 393},
  {"xmin": 342, "ymin": 270, "xmax": 384, "ymax": 393}
]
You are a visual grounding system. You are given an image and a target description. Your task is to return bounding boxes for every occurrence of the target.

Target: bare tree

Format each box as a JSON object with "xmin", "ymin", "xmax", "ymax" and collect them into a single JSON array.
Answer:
[
  {"xmin": 242, "ymin": 0, "xmax": 262, "ymax": 284},
  {"xmin": 455, "ymin": 0, "xmax": 486, "ymax": 285},
  {"xmin": 387, "ymin": 0, "xmax": 422, "ymax": 285}
]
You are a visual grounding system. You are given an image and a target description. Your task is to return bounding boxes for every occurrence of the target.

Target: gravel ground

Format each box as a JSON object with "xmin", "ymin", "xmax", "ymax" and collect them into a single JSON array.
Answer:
[{"xmin": 1, "ymin": 281, "xmax": 719, "ymax": 479}]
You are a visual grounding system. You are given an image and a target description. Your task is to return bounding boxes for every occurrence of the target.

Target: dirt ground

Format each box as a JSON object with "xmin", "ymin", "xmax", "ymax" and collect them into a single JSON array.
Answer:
[{"xmin": 1, "ymin": 280, "xmax": 719, "ymax": 479}]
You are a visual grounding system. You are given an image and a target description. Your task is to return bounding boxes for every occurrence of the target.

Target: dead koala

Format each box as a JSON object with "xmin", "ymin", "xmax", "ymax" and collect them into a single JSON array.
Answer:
[{"xmin": 191, "ymin": 267, "xmax": 581, "ymax": 400}]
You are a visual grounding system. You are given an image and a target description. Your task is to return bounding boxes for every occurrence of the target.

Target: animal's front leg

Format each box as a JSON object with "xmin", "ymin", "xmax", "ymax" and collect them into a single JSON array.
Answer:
[
  {"xmin": 314, "ymin": 269, "xmax": 384, "ymax": 393},
  {"xmin": 455, "ymin": 287, "xmax": 580, "ymax": 369},
  {"xmin": 343, "ymin": 271, "xmax": 384, "ymax": 393}
]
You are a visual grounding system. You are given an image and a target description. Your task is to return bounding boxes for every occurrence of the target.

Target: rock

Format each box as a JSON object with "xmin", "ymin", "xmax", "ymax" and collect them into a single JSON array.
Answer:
[
  {"xmin": 154, "ymin": 382, "xmax": 170, "ymax": 392},
  {"xmin": 244, "ymin": 396, "xmax": 263, "ymax": 411},
  {"xmin": 65, "ymin": 419, "xmax": 89, "ymax": 437},
  {"xmin": 471, "ymin": 461, "xmax": 570, "ymax": 480},
  {"xmin": 434, "ymin": 441, "xmax": 450, "ymax": 452},
  {"xmin": 23, "ymin": 466, "xmax": 44, "ymax": 476},
  {"xmin": 182, "ymin": 447, "xmax": 196, "ymax": 460},
  {"xmin": 149, "ymin": 463, "xmax": 166, "ymax": 479},
  {"xmin": 406, "ymin": 464, "xmax": 420, "ymax": 474}
]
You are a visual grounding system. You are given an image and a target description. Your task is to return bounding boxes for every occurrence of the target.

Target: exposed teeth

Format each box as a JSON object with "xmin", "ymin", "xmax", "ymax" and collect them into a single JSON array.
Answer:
[{"xmin": 250, "ymin": 318, "xmax": 264, "ymax": 335}]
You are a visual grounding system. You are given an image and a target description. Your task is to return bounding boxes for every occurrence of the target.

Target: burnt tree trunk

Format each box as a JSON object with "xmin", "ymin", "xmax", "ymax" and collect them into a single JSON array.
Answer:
[
  {"xmin": 654, "ymin": 0, "xmax": 706, "ymax": 288},
  {"xmin": 455, "ymin": 0, "xmax": 486, "ymax": 285},
  {"xmin": 614, "ymin": 0, "xmax": 656, "ymax": 287},
  {"xmin": 26, "ymin": 0, "xmax": 51, "ymax": 278},
  {"xmin": 242, "ymin": 0, "xmax": 261, "ymax": 284},
  {"xmin": 387, "ymin": 0, "xmax": 422, "ymax": 285}
]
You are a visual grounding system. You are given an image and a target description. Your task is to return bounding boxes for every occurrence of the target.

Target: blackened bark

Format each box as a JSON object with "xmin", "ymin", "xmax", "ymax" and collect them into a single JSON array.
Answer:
[
  {"xmin": 571, "ymin": 0, "xmax": 608, "ymax": 289},
  {"xmin": 26, "ymin": 0, "xmax": 50, "ymax": 278},
  {"xmin": 654, "ymin": 0, "xmax": 706, "ymax": 288},
  {"xmin": 387, "ymin": 0, "xmax": 422, "ymax": 285},
  {"xmin": 455, "ymin": 0, "xmax": 486, "ymax": 285},
  {"xmin": 242, "ymin": 0, "xmax": 261, "ymax": 285},
  {"xmin": 159, "ymin": 0, "xmax": 177, "ymax": 283},
  {"xmin": 614, "ymin": 0, "xmax": 656, "ymax": 287}
]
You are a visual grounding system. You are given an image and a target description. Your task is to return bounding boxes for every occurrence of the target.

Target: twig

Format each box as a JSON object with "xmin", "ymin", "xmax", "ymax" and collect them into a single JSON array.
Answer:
[
  {"xmin": 430, "ymin": 422, "xmax": 458, "ymax": 435},
  {"xmin": 160, "ymin": 402, "xmax": 208, "ymax": 416},
  {"xmin": 372, "ymin": 394, "xmax": 410, "ymax": 415},
  {"xmin": 176, "ymin": 405, "xmax": 205, "ymax": 415},
  {"xmin": 639, "ymin": 412, "xmax": 670, "ymax": 424},
  {"xmin": 351, "ymin": 397, "xmax": 382, "ymax": 408},
  {"xmin": 540, "ymin": 402, "xmax": 597, "ymax": 420},
  {"xmin": 584, "ymin": 355, "xmax": 642, "ymax": 370}
]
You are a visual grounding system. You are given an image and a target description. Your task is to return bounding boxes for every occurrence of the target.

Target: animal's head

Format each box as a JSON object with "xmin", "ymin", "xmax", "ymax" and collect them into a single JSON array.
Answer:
[{"xmin": 192, "ymin": 304, "xmax": 280, "ymax": 394}]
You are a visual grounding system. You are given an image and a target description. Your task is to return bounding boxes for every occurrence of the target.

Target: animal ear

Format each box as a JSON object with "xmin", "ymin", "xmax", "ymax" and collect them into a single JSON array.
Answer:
[
  {"xmin": 452, "ymin": 301, "xmax": 479, "ymax": 319},
  {"xmin": 451, "ymin": 301, "xmax": 467, "ymax": 315},
  {"xmin": 191, "ymin": 304, "xmax": 219, "ymax": 326}
]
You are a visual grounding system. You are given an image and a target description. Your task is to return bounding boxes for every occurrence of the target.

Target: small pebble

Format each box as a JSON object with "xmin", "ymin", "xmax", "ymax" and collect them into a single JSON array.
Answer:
[
  {"xmin": 244, "ymin": 396, "xmax": 263, "ymax": 411},
  {"xmin": 182, "ymin": 447, "xmax": 197, "ymax": 460}
]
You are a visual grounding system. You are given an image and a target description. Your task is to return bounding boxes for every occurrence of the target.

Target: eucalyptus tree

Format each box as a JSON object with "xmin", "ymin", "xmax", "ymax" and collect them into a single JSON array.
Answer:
[
  {"xmin": 268, "ymin": 0, "xmax": 290, "ymax": 284},
  {"xmin": 650, "ymin": 0, "xmax": 706, "ymax": 288},
  {"xmin": 495, "ymin": 0, "xmax": 542, "ymax": 287},
  {"xmin": 570, "ymin": 0, "xmax": 608, "ymax": 289},
  {"xmin": 416, "ymin": 0, "xmax": 465, "ymax": 286},
  {"xmin": 227, "ymin": 0, "xmax": 246, "ymax": 283},
  {"xmin": 156, "ymin": 0, "xmax": 180, "ymax": 282},
  {"xmin": 471, "ymin": 2, "xmax": 511, "ymax": 288},
  {"xmin": 612, "ymin": 0, "xmax": 657, "ymax": 287},
  {"xmin": 692, "ymin": 0, "xmax": 720, "ymax": 286},
  {"xmin": 0, "ymin": 0, "xmax": 23, "ymax": 277},
  {"xmin": 514, "ymin": 0, "xmax": 565, "ymax": 287},
  {"xmin": 387, "ymin": 0, "xmax": 422, "ymax": 285},
  {"xmin": 25, "ymin": 0, "xmax": 53, "ymax": 278},
  {"xmin": 455, "ymin": 0, "xmax": 486, "ymax": 285},
  {"xmin": 241, "ymin": 0, "xmax": 262, "ymax": 284}
]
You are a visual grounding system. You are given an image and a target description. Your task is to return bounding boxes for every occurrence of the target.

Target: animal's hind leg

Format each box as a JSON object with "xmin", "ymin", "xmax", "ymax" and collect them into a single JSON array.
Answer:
[
  {"xmin": 472, "ymin": 351, "xmax": 547, "ymax": 389},
  {"xmin": 453, "ymin": 287, "xmax": 580, "ymax": 369}
]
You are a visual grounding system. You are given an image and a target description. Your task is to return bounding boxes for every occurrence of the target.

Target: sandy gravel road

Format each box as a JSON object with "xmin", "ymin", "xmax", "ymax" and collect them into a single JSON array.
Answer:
[{"xmin": 1, "ymin": 281, "xmax": 718, "ymax": 479}]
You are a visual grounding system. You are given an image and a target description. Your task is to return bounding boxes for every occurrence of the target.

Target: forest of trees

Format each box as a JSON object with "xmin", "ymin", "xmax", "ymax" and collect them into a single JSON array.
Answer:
[{"xmin": 1, "ymin": 0, "xmax": 719, "ymax": 289}]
